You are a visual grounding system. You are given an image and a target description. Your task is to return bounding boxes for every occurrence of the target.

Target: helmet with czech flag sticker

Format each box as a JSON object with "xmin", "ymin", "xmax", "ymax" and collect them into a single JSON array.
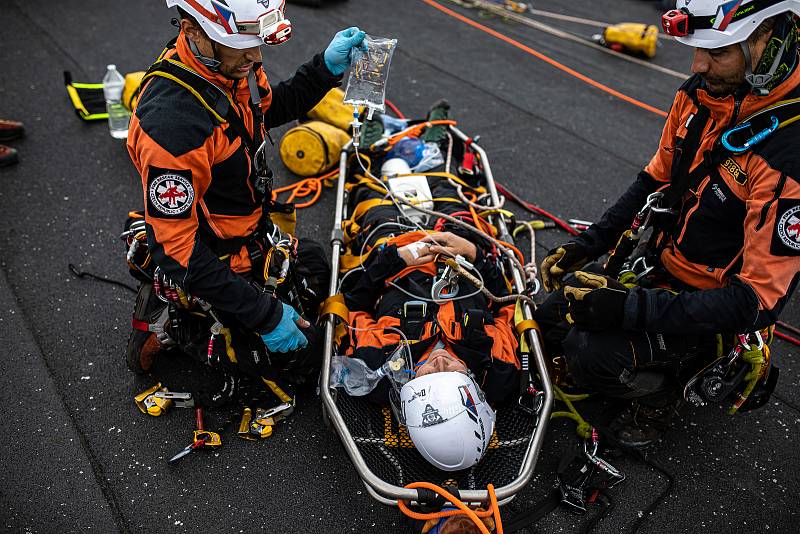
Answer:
[
  {"xmin": 662, "ymin": 1, "xmax": 800, "ymax": 93},
  {"xmin": 167, "ymin": 0, "xmax": 292, "ymax": 49},
  {"xmin": 662, "ymin": 0, "xmax": 800, "ymax": 48},
  {"xmin": 399, "ymin": 371, "xmax": 496, "ymax": 472}
]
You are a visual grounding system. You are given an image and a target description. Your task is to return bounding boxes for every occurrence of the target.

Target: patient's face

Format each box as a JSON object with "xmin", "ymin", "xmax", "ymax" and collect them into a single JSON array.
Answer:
[{"xmin": 416, "ymin": 348, "xmax": 468, "ymax": 377}]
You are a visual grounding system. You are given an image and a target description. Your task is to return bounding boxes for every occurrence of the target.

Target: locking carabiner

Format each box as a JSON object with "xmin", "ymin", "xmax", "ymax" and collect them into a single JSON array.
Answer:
[{"xmin": 721, "ymin": 116, "xmax": 779, "ymax": 154}]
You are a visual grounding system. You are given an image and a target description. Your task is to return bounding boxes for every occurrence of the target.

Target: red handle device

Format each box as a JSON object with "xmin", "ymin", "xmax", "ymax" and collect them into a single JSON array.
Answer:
[{"xmin": 195, "ymin": 407, "xmax": 204, "ymax": 431}]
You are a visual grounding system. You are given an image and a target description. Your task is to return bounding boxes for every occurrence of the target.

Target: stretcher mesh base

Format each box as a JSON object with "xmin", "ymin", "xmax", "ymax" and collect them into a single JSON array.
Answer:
[{"xmin": 332, "ymin": 391, "xmax": 539, "ymax": 490}]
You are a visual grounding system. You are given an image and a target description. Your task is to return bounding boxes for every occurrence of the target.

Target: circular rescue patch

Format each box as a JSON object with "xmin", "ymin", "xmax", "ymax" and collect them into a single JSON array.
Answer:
[
  {"xmin": 777, "ymin": 204, "xmax": 800, "ymax": 251},
  {"xmin": 149, "ymin": 174, "xmax": 194, "ymax": 216}
]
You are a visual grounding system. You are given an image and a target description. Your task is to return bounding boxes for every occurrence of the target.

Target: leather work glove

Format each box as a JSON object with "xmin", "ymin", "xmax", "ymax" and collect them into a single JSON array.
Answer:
[
  {"xmin": 540, "ymin": 242, "xmax": 589, "ymax": 292},
  {"xmin": 564, "ymin": 271, "xmax": 628, "ymax": 331},
  {"xmin": 261, "ymin": 302, "xmax": 310, "ymax": 353},
  {"xmin": 324, "ymin": 27, "xmax": 367, "ymax": 76}
]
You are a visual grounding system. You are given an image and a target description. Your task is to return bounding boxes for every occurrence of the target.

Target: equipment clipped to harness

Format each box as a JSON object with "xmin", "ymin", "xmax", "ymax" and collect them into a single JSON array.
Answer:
[
  {"xmin": 721, "ymin": 115, "xmax": 779, "ymax": 153},
  {"xmin": 683, "ymin": 331, "xmax": 779, "ymax": 414},
  {"xmin": 594, "ymin": 23, "xmax": 659, "ymax": 59}
]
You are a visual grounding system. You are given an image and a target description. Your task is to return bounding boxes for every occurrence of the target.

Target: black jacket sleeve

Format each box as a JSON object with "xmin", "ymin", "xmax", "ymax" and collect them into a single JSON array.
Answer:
[
  {"xmin": 146, "ymin": 226, "xmax": 282, "ymax": 333},
  {"xmin": 264, "ymin": 53, "xmax": 342, "ymax": 129},
  {"xmin": 622, "ymin": 276, "xmax": 769, "ymax": 334},
  {"xmin": 574, "ymin": 171, "xmax": 661, "ymax": 259}
]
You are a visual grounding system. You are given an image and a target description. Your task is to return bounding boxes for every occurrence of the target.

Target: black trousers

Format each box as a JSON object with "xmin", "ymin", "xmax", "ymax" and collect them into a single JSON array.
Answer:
[{"xmin": 533, "ymin": 264, "xmax": 716, "ymax": 403}]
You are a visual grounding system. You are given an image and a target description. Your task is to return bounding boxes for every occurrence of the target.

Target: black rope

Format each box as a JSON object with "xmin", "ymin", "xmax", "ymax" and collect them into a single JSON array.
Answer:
[{"xmin": 68, "ymin": 263, "xmax": 137, "ymax": 294}]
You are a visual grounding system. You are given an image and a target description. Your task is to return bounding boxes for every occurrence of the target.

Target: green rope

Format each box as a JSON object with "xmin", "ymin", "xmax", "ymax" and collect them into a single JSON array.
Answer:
[{"xmin": 551, "ymin": 385, "xmax": 592, "ymax": 439}]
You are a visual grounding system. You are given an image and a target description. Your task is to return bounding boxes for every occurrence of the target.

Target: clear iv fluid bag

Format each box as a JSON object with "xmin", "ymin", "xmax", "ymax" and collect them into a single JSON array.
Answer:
[{"xmin": 343, "ymin": 34, "xmax": 397, "ymax": 114}]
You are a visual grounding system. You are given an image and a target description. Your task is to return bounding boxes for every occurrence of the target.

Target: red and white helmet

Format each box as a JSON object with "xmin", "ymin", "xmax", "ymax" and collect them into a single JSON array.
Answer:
[
  {"xmin": 662, "ymin": 0, "xmax": 800, "ymax": 48},
  {"xmin": 400, "ymin": 372, "xmax": 496, "ymax": 472},
  {"xmin": 167, "ymin": 0, "xmax": 292, "ymax": 48}
]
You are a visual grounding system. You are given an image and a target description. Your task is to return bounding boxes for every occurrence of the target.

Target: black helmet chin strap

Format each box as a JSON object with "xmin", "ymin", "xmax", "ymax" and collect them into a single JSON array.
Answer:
[
  {"xmin": 740, "ymin": 37, "xmax": 788, "ymax": 96},
  {"xmin": 188, "ymin": 38, "xmax": 222, "ymax": 73}
]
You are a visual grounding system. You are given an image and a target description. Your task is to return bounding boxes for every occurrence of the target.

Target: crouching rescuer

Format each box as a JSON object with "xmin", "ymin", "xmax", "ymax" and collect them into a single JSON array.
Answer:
[
  {"xmin": 535, "ymin": 0, "xmax": 800, "ymax": 447},
  {"xmin": 124, "ymin": 0, "xmax": 366, "ymax": 403}
]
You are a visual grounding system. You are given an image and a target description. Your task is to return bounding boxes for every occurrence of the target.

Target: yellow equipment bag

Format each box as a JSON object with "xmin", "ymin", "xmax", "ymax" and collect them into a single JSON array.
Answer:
[
  {"xmin": 123, "ymin": 71, "xmax": 146, "ymax": 112},
  {"xmin": 306, "ymin": 88, "xmax": 356, "ymax": 131},
  {"xmin": 279, "ymin": 120, "xmax": 350, "ymax": 177},
  {"xmin": 601, "ymin": 23, "xmax": 658, "ymax": 59}
]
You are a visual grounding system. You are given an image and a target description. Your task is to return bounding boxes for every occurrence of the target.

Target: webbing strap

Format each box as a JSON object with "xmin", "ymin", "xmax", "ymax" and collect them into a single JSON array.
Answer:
[
  {"xmin": 320, "ymin": 294, "xmax": 350, "ymax": 344},
  {"xmin": 131, "ymin": 317, "xmax": 153, "ymax": 332},
  {"xmin": 663, "ymin": 104, "xmax": 712, "ymax": 209},
  {"xmin": 514, "ymin": 319, "xmax": 540, "ymax": 337},
  {"xmin": 320, "ymin": 294, "xmax": 350, "ymax": 323},
  {"xmin": 141, "ymin": 58, "xmax": 233, "ymax": 124}
]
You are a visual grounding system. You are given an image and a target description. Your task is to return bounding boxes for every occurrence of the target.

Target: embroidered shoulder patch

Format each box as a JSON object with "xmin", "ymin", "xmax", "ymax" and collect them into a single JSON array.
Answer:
[
  {"xmin": 771, "ymin": 199, "xmax": 800, "ymax": 256},
  {"xmin": 720, "ymin": 157, "xmax": 748, "ymax": 185},
  {"xmin": 147, "ymin": 167, "xmax": 194, "ymax": 219}
]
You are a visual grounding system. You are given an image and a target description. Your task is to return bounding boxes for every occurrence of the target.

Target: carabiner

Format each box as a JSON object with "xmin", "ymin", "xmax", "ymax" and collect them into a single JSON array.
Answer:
[
  {"xmin": 721, "ymin": 116, "xmax": 779, "ymax": 154},
  {"xmin": 738, "ymin": 331, "xmax": 764, "ymax": 352}
]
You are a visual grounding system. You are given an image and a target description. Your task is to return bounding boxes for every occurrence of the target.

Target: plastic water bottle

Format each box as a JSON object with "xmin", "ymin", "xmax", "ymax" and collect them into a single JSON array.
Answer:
[
  {"xmin": 103, "ymin": 64, "xmax": 130, "ymax": 139},
  {"xmin": 331, "ymin": 350, "xmax": 409, "ymax": 396}
]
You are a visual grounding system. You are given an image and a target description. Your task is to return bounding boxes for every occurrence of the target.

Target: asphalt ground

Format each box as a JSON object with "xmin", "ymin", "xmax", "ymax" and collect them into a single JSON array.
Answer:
[{"xmin": 0, "ymin": 0, "xmax": 798, "ymax": 532}]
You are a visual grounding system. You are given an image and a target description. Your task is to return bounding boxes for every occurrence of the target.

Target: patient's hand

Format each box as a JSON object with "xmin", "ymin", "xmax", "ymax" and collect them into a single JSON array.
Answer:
[
  {"xmin": 421, "ymin": 232, "xmax": 477, "ymax": 263},
  {"xmin": 397, "ymin": 241, "xmax": 436, "ymax": 266}
]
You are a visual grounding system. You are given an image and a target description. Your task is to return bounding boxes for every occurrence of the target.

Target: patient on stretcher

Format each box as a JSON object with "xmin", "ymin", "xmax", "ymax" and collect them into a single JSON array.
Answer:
[{"xmin": 337, "ymin": 172, "xmax": 521, "ymax": 471}]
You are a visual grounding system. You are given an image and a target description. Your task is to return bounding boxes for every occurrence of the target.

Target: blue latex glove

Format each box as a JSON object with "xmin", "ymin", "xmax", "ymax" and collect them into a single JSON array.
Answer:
[
  {"xmin": 324, "ymin": 27, "xmax": 367, "ymax": 76},
  {"xmin": 261, "ymin": 302, "xmax": 309, "ymax": 353}
]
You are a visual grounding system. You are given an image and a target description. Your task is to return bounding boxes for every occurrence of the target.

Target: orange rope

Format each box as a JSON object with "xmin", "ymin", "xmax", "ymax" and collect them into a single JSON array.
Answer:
[
  {"xmin": 469, "ymin": 205, "xmax": 495, "ymax": 236},
  {"xmin": 271, "ymin": 169, "xmax": 338, "ymax": 209},
  {"xmin": 498, "ymin": 238, "xmax": 525, "ymax": 265},
  {"xmin": 397, "ymin": 482, "xmax": 503, "ymax": 534},
  {"xmin": 420, "ymin": 0, "xmax": 668, "ymax": 119}
]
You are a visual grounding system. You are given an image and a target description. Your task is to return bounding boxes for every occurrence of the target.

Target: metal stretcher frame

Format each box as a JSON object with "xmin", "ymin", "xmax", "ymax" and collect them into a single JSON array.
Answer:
[{"xmin": 319, "ymin": 125, "xmax": 554, "ymax": 505}]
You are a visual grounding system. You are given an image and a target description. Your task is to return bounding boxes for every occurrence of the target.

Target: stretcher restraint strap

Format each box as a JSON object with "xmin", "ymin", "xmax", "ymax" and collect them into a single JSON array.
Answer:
[
  {"xmin": 320, "ymin": 294, "xmax": 350, "ymax": 343},
  {"xmin": 514, "ymin": 319, "xmax": 540, "ymax": 337},
  {"xmin": 420, "ymin": 0, "xmax": 668, "ymax": 118}
]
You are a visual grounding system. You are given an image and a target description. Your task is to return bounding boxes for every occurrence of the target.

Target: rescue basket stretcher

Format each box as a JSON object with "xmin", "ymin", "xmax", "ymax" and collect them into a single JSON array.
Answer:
[{"xmin": 319, "ymin": 125, "xmax": 554, "ymax": 506}]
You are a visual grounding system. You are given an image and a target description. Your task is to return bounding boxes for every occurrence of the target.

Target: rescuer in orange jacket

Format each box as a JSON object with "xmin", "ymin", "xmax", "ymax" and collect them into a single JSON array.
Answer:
[
  {"xmin": 125, "ymin": 0, "xmax": 364, "ymax": 391},
  {"xmin": 536, "ymin": 2, "xmax": 800, "ymax": 446}
]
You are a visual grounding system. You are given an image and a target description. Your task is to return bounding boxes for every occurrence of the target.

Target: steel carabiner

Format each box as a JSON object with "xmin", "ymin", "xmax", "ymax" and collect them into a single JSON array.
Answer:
[{"xmin": 721, "ymin": 115, "xmax": 779, "ymax": 154}]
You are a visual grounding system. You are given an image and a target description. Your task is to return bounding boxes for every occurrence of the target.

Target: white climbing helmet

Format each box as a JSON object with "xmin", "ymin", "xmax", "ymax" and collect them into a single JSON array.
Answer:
[
  {"xmin": 662, "ymin": 0, "xmax": 800, "ymax": 48},
  {"xmin": 400, "ymin": 371, "xmax": 496, "ymax": 472},
  {"xmin": 167, "ymin": 0, "xmax": 292, "ymax": 49}
]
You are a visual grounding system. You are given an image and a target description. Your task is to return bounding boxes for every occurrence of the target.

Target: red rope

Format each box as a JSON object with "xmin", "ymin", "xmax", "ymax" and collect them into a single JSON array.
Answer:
[
  {"xmin": 385, "ymin": 98, "xmax": 405, "ymax": 119},
  {"xmin": 775, "ymin": 330, "xmax": 800, "ymax": 346}
]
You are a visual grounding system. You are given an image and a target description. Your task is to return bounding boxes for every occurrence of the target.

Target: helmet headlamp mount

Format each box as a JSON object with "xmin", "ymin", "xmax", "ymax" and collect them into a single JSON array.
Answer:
[{"xmin": 662, "ymin": 8, "xmax": 692, "ymax": 37}]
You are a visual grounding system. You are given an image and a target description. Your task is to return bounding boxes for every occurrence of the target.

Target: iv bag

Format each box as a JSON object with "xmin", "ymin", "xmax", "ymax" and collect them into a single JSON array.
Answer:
[{"xmin": 343, "ymin": 34, "xmax": 397, "ymax": 114}]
